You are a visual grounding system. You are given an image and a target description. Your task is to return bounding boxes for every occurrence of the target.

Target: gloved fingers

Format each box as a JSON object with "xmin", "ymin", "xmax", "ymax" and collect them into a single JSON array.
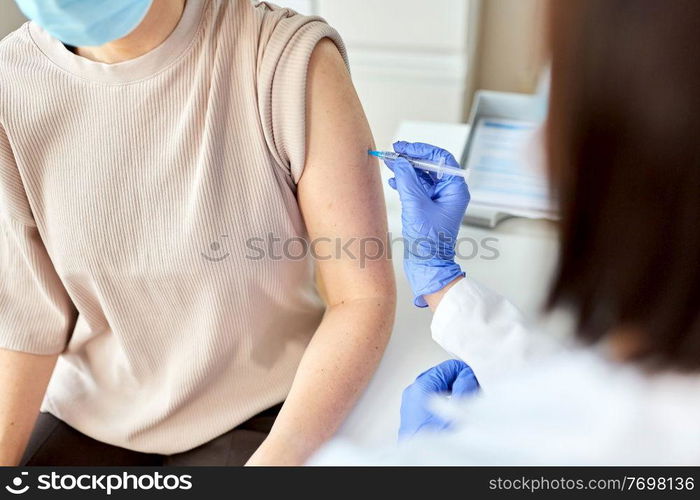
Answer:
[
  {"xmin": 385, "ymin": 145, "xmax": 439, "ymax": 187},
  {"xmin": 387, "ymin": 177, "xmax": 397, "ymax": 190},
  {"xmin": 392, "ymin": 158, "xmax": 430, "ymax": 199},
  {"xmin": 416, "ymin": 168, "xmax": 438, "ymax": 188},
  {"xmin": 414, "ymin": 413, "xmax": 451, "ymax": 435},
  {"xmin": 382, "ymin": 157, "xmax": 397, "ymax": 173},
  {"xmin": 433, "ymin": 174, "xmax": 470, "ymax": 204},
  {"xmin": 393, "ymin": 141, "xmax": 461, "ymax": 168},
  {"xmin": 414, "ymin": 359, "xmax": 470, "ymax": 392},
  {"xmin": 451, "ymin": 364, "xmax": 481, "ymax": 397},
  {"xmin": 413, "ymin": 170, "xmax": 437, "ymax": 199}
]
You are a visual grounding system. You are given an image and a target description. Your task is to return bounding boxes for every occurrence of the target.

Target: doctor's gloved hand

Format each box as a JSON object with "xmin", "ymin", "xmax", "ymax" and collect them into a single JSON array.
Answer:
[
  {"xmin": 399, "ymin": 359, "xmax": 480, "ymax": 440},
  {"xmin": 385, "ymin": 142, "xmax": 470, "ymax": 307}
]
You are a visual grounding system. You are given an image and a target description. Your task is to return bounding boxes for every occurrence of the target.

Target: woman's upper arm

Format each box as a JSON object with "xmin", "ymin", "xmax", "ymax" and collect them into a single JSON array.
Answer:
[{"xmin": 297, "ymin": 39, "xmax": 395, "ymax": 305}]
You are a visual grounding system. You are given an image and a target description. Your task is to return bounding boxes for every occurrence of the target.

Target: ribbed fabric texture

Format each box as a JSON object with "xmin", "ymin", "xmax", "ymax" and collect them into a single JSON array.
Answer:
[{"xmin": 0, "ymin": 0, "xmax": 347, "ymax": 454}]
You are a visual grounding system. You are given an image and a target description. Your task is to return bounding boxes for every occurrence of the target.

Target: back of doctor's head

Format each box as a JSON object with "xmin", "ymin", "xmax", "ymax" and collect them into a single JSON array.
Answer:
[{"xmin": 545, "ymin": 0, "xmax": 700, "ymax": 370}]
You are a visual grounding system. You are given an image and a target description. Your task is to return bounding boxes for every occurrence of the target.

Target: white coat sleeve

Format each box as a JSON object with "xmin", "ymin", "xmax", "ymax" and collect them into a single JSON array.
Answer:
[{"xmin": 431, "ymin": 277, "xmax": 544, "ymax": 389}]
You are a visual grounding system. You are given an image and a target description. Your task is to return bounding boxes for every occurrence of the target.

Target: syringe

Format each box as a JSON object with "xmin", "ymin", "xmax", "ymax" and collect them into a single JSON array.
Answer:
[{"xmin": 369, "ymin": 150, "xmax": 468, "ymax": 180}]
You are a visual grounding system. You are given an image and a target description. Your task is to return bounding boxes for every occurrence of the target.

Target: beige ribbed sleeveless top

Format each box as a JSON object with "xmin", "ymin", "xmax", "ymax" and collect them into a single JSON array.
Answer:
[{"xmin": 0, "ymin": 0, "xmax": 347, "ymax": 453}]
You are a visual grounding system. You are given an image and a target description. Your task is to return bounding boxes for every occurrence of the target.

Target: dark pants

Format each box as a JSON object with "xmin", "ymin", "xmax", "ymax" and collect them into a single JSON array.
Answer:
[{"xmin": 20, "ymin": 404, "xmax": 282, "ymax": 466}]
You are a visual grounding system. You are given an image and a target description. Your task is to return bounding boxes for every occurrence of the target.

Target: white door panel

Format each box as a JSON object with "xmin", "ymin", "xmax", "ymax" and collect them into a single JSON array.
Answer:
[
  {"xmin": 316, "ymin": 0, "xmax": 469, "ymax": 52},
  {"xmin": 264, "ymin": 0, "xmax": 478, "ymax": 146}
]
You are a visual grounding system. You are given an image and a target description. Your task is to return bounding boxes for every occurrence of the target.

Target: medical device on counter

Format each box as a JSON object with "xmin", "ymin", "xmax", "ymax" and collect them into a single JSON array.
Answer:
[{"xmin": 369, "ymin": 150, "xmax": 468, "ymax": 180}]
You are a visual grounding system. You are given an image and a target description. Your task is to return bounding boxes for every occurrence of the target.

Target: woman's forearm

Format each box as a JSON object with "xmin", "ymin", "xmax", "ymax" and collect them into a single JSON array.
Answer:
[
  {"xmin": 0, "ymin": 348, "xmax": 57, "ymax": 465},
  {"xmin": 246, "ymin": 296, "xmax": 394, "ymax": 465}
]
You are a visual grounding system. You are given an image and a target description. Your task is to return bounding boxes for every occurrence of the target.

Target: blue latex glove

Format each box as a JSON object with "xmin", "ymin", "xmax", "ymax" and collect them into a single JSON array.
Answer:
[
  {"xmin": 385, "ymin": 142, "xmax": 470, "ymax": 307},
  {"xmin": 399, "ymin": 359, "xmax": 480, "ymax": 440}
]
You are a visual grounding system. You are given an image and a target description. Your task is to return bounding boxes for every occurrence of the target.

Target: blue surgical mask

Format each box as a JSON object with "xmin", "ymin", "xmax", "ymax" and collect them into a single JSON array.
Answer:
[{"xmin": 15, "ymin": 0, "xmax": 154, "ymax": 47}]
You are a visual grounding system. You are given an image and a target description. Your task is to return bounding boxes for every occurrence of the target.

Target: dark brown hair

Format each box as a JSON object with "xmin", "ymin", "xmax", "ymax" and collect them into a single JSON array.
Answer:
[{"xmin": 546, "ymin": 0, "xmax": 700, "ymax": 369}]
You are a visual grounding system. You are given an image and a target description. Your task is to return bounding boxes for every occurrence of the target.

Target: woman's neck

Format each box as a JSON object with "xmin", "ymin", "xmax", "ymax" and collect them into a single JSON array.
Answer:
[{"xmin": 76, "ymin": 0, "xmax": 187, "ymax": 64}]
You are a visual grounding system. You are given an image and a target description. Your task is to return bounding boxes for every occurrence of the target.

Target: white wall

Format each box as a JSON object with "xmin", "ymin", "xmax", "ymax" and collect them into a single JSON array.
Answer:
[
  {"xmin": 316, "ymin": 0, "xmax": 478, "ymax": 148},
  {"xmin": 0, "ymin": 1, "xmax": 26, "ymax": 38},
  {"xmin": 273, "ymin": 0, "xmax": 548, "ymax": 141},
  {"xmin": 274, "ymin": 0, "xmax": 478, "ymax": 148}
]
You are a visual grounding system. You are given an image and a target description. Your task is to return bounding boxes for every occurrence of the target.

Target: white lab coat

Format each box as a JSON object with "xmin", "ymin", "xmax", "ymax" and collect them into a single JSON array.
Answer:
[{"xmin": 312, "ymin": 278, "xmax": 700, "ymax": 465}]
